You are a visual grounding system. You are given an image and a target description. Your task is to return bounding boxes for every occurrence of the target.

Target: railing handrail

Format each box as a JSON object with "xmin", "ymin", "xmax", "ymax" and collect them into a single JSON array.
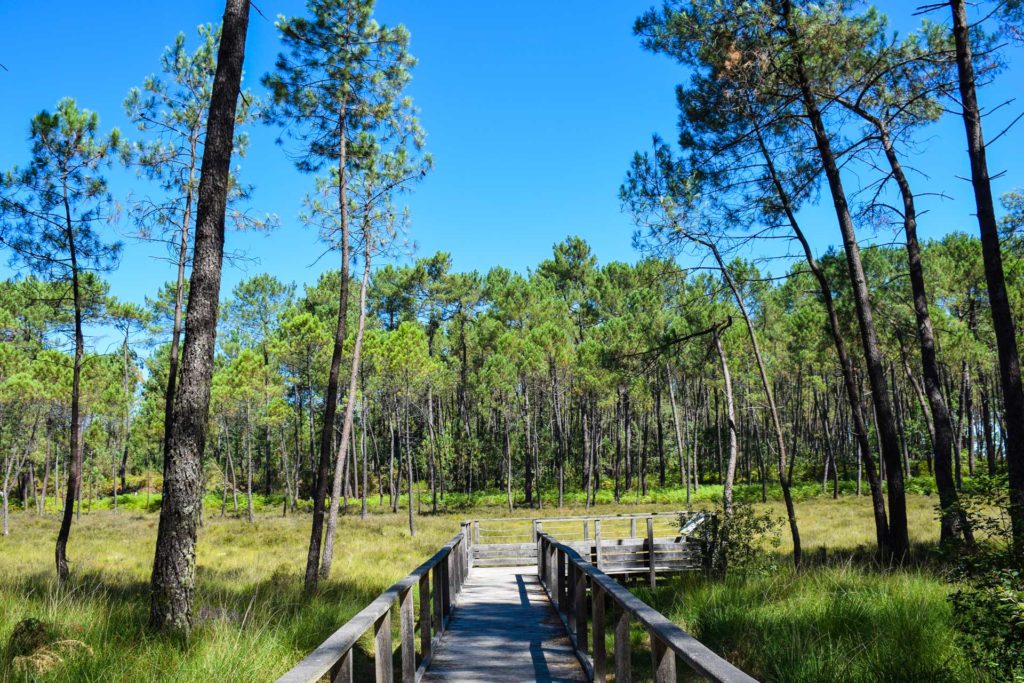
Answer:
[
  {"xmin": 538, "ymin": 532, "xmax": 757, "ymax": 683},
  {"xmin": 277, "ymin": 529, "xmax": 468, "ymax": 683},
  {"xmin": 468, "ymin": 511, "xmax": 692, "ymax": 524}
]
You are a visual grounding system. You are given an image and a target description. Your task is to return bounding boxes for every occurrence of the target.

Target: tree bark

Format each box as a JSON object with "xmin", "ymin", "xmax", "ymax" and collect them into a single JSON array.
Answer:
[
  {"xmin": 320, "ymin": 230, "xmax": 372, "ymax": 579},
  {"xmin": 708, "ymin": 242, "xmax": 802, "ymax": 566},
  {"xmin": 303, "ymin": 101, "xmax": 351, "ymax": 593},
  {"xmin": 54, "ymin": 187, "xmax": 85, "ymax": 584},
  {"xmin": 149, "ymin": 0, "xmax": 251, "ymax": 632},
  {"xmin": 948, "ymin": 0, "xmax": 1024, "ymax": 549},
  {"xmin": 714, "ymin": 329, "xmax": 739, "ymax": 521},
  {"xmin": 782, "ymin": 0, "xmax": 908, "ymax": 558}
]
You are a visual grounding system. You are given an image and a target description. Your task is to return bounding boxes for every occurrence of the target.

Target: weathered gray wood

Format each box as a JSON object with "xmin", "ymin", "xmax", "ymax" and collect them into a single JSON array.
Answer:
[
  {"xmin": 574, "ymin": 565, "xmax": 588, "ymax": 656},
  {"xmin": 567, "ymin": 563, "xmax": 577, "ymax": 632},
  {"xmin": 432, "ymin": 563, "xmax": 444, "ymax": 636},
  {"xmin": 374, "ymin": 610, "xmax": 392, "ymax": 683},
  {"xmin": 543, "ymin": 535, "xmax": 758, "ymax": 682},
  {"xmin": 419, "ymin": 573, "xmax": 431, "ymax": 666},
  {"xmin": 651, "ymin": 630, "xmax": 676, "ymax": 683},
  {"xmin": 557, "ymin": 549, "xmax": 567, "ymax": 612},
  {"xmin": 647, "ymin": 518, "xmax": 656, "ymax": 589},
  {"xmin": 592, "ymin": 583, "xmax": 607, "ymax": 683},
  {"xmin": 595, "ymin": 520, "xmax": 603, "ymax": 568},
  {"xmin": 614, "ymin": 605, "xmax": 631, "ymax": 683},
  {"xmin": 277, "ymin": 534, "xmax": 465, "ymax": 683},
  {"xmin": 400, "ymin": 587, "xmax": 415, "ymax": 683},
  {"xmin": 329, "ymin": 648, "xmax": 352, "ymax": 683},
  {"xmin": 443, "ymin": 557, "xmax": 451, "ymax": 623},
  {"xmin": 421, "ymin": 567, "xmax": 586, "ymax": 682}
]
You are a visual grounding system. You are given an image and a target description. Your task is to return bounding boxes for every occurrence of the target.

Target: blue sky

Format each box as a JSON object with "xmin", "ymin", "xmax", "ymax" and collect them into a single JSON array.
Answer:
[{"xmin": 1, "ymin": 0, "xmax": 1023, "ymax": 319}]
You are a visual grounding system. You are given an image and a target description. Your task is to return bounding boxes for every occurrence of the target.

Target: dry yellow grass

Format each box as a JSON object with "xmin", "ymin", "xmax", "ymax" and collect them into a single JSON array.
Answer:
[{"xmin": 0, "ymin": 492, "xmax": 948, "ymax": 681}]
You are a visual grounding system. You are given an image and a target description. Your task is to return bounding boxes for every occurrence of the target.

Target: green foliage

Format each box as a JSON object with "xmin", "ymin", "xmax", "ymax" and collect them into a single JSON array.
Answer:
[
  {"xmin": 693, "ymin": 501, "xmax": 783, "ymax": 577},
  {"xmin": 947, "ymin": 476, "xmax": 1024, "ymax": 679}
]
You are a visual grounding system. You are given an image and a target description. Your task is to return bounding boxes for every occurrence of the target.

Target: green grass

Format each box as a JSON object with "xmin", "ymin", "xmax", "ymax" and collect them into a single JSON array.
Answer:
[
  {"xmin": 0, "ymin": 508, "xmax": 457, "ymax": 682},
  {"xmin": 0, "ymin": 491, "xmax": 979, "ymax": 682},
  {"xmin": 636, "ymin": 565, "xmax": 977, "ymax": 682}
]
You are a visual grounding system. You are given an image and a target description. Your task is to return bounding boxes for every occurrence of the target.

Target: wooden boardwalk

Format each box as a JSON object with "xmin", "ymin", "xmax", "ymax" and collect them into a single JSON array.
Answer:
[{"xmin": 422, "ymin": 566, "xmax": 587, "ymax": 682}]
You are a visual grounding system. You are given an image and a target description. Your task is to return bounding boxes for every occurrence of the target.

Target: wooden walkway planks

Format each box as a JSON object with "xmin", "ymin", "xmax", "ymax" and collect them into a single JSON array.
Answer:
[{"xmin": 422, "ymin": 566, "xmax": 587, "ymax": 682}]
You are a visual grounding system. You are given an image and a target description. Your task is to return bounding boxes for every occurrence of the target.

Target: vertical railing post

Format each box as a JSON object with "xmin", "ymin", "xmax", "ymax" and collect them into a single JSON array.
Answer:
[
  {"xmin": 462, "ymin": 535, "xmax": 469, "ymax": 587},
  {"xmin": 374, "ymin": 609, "xmax": 393, "ymax": 683},
  {"xmin": 473, "ymin": 519, "xmax": 480, "ymax": 545},
  {"xmin": 650, "ymin": 631, "xmax": 676, "ymax": 683},
  {"xmin": 532, "ymin": 519, "xmax": 539, "ymax": 543},
  {"xmin": 567, "ymin": 563, "xmax": 577, "ymax": 632},
  {"xmin": 614, "ymin": 604, "xmax": 632, "ymax": 683},
  {"xmin": 418, "ymin": 573, "xmax": 431, "ymax": 665},
  {"xmin": 537, "ymin": 535, "xmax": 543, "ymax": 580},
  {"xmin": 592, "ymin": 584, "xmax": 606, "ymax": 683},
  {"xmin": 399, "ymin": 587, "xmax": 415, "ymax": 683},
  {"xmin": 595, "ymin": 519, "xmax": 603, "ymax": 569},
  {"xmin": 647, "ymin": 517, "xmax": 656, "ymax": 589},
  {"xmin": 574, "ymin": 563, "xmax": 588, "ymax": 657},
  {"xmin": 442, "ymin": 551, "xmax": 452, "ymax": 623},
  {"xmin": 557, "ymin": 548, "xmax": 567, "ymax": 614},
  {"xmin": 432, "ymin": 562, "xmax": 444, "ymax": 635},
  {"xmin": 329, "ymin": 648, "xmax": 353, "ymax": 683},
  {"xmin": 630, "ymin": 516, "xmax": 637, "ymax": 538}
]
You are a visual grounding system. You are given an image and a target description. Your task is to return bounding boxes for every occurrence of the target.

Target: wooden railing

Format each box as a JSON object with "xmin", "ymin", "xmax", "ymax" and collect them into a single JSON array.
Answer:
[
  {"xmin": 276, "ymin": 525, "xmax": 470, "ymax": 683},
  {"xmin": 538, "ymin": 532, "xmax": 757, "ymax": 683},
  {"xmin": 466, "ymin": 511, "xmax": 700, "ymax": 568},
  {"xmin": 467, "ymin": 511, "xmax": 688, "ymax": 545}
]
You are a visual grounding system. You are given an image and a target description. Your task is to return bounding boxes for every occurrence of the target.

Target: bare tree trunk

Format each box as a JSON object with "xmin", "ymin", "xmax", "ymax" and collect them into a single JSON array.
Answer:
[
  {"xmin": 149, "ymin": 0, "xmax": 251, "ymax": 632},
  {"xmin": 666, "ymin": 365, "xmax": 690, "ymax": 505},
  {"xmin": 304, "ymin": 100, "xmax": 351, "ymax": 593},
  {"xmin": 782, "ymin": 2, "xmax": 908, "ymax": 558},
  {"xmin": 55, "ymin": 190, "xmax": 86, "ymax": 584},
  {"xmin": 714, "ymin": 330, "xmax": 739, "ymax": 521},
  {"xmin": 949, "ymin": 0, "xmax": 1024, "ymax": 550},
  {"xmin": 708, "ymin": 243, "xmax": 801, "ymax": 566},
  {"xmin": 320, "ymin": 235, "xmax": 372, "ymax": 578},
  {"xmin": 39, "ymin": 446, "xmax": 49, "ymax": 516},
  {"xmin": 245, "ymin": 417, "xmax": 254, "ymax": 523}
]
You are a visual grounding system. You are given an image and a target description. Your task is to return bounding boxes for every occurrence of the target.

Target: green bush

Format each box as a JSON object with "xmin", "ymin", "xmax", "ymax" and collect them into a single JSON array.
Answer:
[{"xmin": 947, "ymin": 476, "xmax": 1024, "ymax": 679}]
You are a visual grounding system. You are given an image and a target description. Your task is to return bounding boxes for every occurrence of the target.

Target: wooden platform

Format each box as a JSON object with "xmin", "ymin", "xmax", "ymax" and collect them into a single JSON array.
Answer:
[{"xmin": 422, "ymin": 566, "xmax": 587, "ymax": 682}]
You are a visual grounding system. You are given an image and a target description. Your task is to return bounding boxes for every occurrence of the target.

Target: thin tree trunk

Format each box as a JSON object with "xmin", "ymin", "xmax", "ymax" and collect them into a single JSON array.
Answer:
[
  {"xmin": 54, "ymin": 187, "xmax": 86, "ymax": 584},
  {"xmin": 304, "ymin": 99, "xmax": 351, "ymax": 593},
  {"xmin": 782, "ymin": 2, "xmax": 908, "ymax": 558},
  {"xmin": 714, "ymin": 330, "xmax": 739, "ymax": 522},
  {"xmin": 707, "ymin": 243, "xmax": 801, "ymax": 566},
  {"xmin": 320, "ymin": 234, "xmax": 372, "ymax": 578},
  {"xmin": 949, "ymin": 0, "xmax": 1024, "ymax": 550}
]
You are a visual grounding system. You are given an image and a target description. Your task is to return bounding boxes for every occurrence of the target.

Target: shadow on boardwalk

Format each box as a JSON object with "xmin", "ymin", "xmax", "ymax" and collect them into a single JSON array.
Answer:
[{"xmin": 422, "ymin": 566, "xmax": 586, "ymax": 682}]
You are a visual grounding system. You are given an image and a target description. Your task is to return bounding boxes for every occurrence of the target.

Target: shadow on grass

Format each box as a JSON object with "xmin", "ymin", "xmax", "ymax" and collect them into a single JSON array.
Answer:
[{"xmin": 3, "ymin": 565, "xmax": 389, "ymax": 675}]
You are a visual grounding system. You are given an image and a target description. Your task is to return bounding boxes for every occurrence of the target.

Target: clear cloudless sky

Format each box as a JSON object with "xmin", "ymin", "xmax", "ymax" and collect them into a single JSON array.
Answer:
[{"xmin": 1, "ymin": 1, "xmax": 1023, "ymax": 328}]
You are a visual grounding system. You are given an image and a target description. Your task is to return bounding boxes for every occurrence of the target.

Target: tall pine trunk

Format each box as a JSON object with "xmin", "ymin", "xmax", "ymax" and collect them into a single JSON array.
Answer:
[
  {"xmin": 949, "ymin": 0, "xmax": 1024, "ymax": 548},
  {"xmin": 55, "ymin": 189, "xmax": 85, "ymax": 584},
  {"xmin": 782, "ymin": 0, "xmax": 908, "ymax": 558},
  {"xmin": 149, "ymin": 0, "xmax": 251, "ymax": 631},
  {"xmin": 304, "ymin": 102, "xmax": 351, "ymax": 593},
  {"xmin": 320, "ymin": 230, "xmax": 372, "ymax": 578}
]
